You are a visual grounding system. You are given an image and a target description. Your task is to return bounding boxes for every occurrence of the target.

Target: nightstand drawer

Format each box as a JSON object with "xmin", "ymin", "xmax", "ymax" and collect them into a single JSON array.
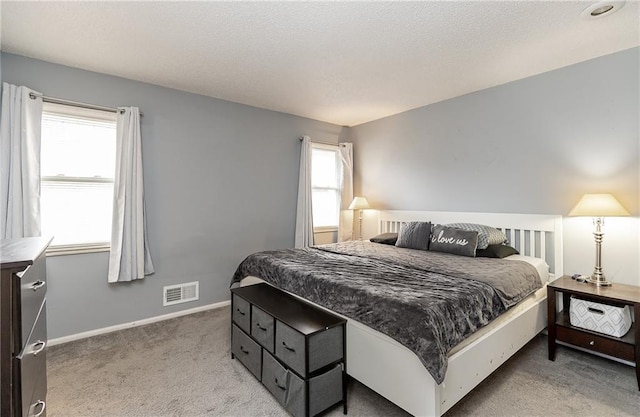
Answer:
[
  {"xmin": 556, "ymin": 325, "xmax": 635, "ymax": 362},
  {"xmin": 251, "ymin": 306, "xmax": 274, "ymax": 353},
  {"xmin": 231, "ymin": 324, "xmax": 262, "ymax": 380},
  {"xmin": 232, "ymin": 294, "xmax": 250, "ymax": 333}
]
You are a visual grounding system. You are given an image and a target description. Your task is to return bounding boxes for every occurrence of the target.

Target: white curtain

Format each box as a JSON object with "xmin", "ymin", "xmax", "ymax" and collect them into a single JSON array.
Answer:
[
  {"xmin": 338, "ymin": 142, "xmax": 354, "ymax": 242},
  {"xmin": 294, "ymin": 136, "xmax": 314, "ymax": 248},
  {"xmin": 108, "ymin": 107, "xmax": 154, "ymax": 283},
  {"xmin": 0, "ymin": 82, "xmax": 43, "ymax": 239}
]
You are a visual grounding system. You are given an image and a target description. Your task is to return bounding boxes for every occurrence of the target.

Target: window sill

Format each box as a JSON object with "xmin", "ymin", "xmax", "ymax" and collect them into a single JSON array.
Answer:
[
  {"xmin": 314, "ymin": 227, "xmax": 339, "ymax": 233},
  {"xmin": 46, "ymin": 243, "xmax": 110, "ymax": 257}
]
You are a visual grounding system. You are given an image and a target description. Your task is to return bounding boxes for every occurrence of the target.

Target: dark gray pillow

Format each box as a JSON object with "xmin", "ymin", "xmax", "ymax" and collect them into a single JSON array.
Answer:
[
  {"xmin": 476, "ymin": 244, "xmax": 519, "ymax": 258},
  {"xmin": 429, "ymin": 225, "xmax": 479, "ymax": 257},
  {"xmin": 445, "ymin": 223, "xmax": 507, "ymax": 249},
  {"xmin": 395, "ymin": 222, "xmax": 431, "ymax": 251},
  {"xmin": 370, "ymin": 232, "xmax": 398, "ymax": 245}
]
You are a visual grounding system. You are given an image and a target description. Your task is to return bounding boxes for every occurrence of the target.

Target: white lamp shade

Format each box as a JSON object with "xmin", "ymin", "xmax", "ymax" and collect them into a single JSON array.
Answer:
[
  {"xmin": 348, "ymin": 196, "xmax": 370, "ymax": 210},
  {"xmin": 569, "ymin": 193, "xmax": 630, "ymax": 217}
]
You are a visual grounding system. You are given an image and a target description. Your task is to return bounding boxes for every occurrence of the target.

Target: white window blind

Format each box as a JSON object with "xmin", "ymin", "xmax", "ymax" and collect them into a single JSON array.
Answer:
[
  {"xmin": 40, "ymin": 103, "xmax": 117, "ymax": 250},
  {"xmin": 311, "ymin": 144, "xmax": 342, "ymax": 228}
]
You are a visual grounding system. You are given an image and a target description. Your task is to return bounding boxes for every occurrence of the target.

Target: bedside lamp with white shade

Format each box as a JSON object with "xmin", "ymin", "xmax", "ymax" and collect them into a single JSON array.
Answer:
[
  {"xmin": 569, "ymin": 193, "xmax": 630, "ymax": 286},
  {"xmin": 348, "ymin": 196, "xmax": 370, "ymax": 240}
]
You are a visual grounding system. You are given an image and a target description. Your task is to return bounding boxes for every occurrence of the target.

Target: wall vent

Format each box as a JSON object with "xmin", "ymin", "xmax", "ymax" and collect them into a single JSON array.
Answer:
[{"xmin": 163, "ymin": 281, "xmax": 199, "ymax": 306}]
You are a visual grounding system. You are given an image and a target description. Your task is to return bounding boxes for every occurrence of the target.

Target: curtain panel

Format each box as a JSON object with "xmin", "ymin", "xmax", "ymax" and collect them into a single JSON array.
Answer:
[
  {"xmin": 108, "ymin": 107, "xmax": 155, "ymax": 283},
  {"xmin": 0, "ymin": 82, "xmax": 43, "ymax": 239},
  {"xmin": 294, "ymin": 136, "xmax": 314, "ymax": 248},
  {"xmin": 338, "ymin": 142, "xmax": 354, "ymax": 242}
]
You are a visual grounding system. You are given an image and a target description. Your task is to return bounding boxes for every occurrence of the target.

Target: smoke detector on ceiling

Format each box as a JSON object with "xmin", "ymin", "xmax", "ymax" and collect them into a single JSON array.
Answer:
[{"xmin": 581, "ymin": 1, "xmax": 626, "ymax": 19}]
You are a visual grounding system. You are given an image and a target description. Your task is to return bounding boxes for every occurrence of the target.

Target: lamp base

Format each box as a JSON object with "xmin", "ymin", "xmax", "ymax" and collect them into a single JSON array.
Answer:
[
  {"xmin": 587, "ymin": 271, "xmax": 612, "ymax": 286},
  {"xmin": 588, "ymin": 219, "xmax": 611, "ymax": 286}
]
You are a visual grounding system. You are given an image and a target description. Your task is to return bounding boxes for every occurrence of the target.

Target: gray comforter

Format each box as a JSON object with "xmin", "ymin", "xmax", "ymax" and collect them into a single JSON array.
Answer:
[{"xmin": 230, "ymin": 240, "xmax": 541, "ymax": 384}]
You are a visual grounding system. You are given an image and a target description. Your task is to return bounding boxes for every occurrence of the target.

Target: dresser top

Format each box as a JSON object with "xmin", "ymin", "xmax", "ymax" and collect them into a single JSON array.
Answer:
[
  {"xmin": 1, "ymin": 237, "xmax": 52, "ymax": 270},
  {"xmin": 231, "ymin": 283, "xmax": 346, "ymax": 335}
]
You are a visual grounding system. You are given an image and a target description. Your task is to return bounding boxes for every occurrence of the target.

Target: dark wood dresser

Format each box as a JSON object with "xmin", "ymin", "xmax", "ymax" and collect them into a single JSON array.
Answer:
[{"xmin": 1, "ymin": 237, "xmax": 51, "ymax": 417}]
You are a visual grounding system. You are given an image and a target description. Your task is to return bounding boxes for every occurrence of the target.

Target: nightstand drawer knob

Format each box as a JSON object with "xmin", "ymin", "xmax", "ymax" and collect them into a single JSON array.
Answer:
[{"xmin": 589, "ymin": 340, "xmax": 595, "ymax": 346}]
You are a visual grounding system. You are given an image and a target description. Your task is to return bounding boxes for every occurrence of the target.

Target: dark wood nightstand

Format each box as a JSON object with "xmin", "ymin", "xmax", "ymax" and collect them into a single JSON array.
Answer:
[{"xmin": 547, "ymin": 275, "xmax": 640, "ymax": 390}]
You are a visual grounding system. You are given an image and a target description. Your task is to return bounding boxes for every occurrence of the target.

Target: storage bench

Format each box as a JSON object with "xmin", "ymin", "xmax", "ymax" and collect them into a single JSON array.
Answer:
[{"xmin": 231, "ymin": 283, "xmax": 347, "ymax": 417}]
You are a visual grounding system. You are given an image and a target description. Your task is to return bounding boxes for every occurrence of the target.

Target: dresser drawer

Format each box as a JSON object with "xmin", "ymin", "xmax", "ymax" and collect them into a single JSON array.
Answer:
[
  {"xmin": 251, "ymin": 306, "xmax": 274, "ymax": 353},
  {"xmin": 308, "ymin": 326, "xmax": 343, "ymax": 374},
  {"xmin": 25, "ymin": 366, "xmax": 47, "ymax": 417},
  {"xmin": 263, "ymin": 350, "xmax": 343, "ymax": 417},
  {"xmin": 276, "ymin": 321, "xmax": 344, "ymax": 376},
  {"xmin": 308, "ymin": 363, "xmax": 343, "ymax": 417},
  {"xmin": 232, "ymin": 295, "xmax": 250, "ymax": 333},
  {"xmin": 557, "ymin": 325, "xmax": 635, "ymax": 362},
  {"xmin": 231, "ymin": 324, "xmax": 262, "ymax": 380},
  {"xmin": 19, "ymin": 255, "xmax": 47, "ymax": 346},
  {"xmin": 262, "ymin": 351, "xmax": 305, "ymax": 417},
  {"xmin": 275, "ymin": 321, "xmax": 306, "ymax": 376},
  {"xmin": 17, "ymin": 301, "xmax": 47, "ymax": 417}
]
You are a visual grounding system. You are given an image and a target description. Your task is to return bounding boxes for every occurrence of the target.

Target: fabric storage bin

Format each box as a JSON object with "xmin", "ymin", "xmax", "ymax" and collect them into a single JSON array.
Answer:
[
  {"xmin": 232, "ymin": 324, "xmax": 262, "ymax": 380},
  {"xmin": 569, "ymin": 296, "xmax": 632, "ymax": 338},
  {"xmin": 262, "ymin": 350, "xmax": 343, "ymax": 417}
]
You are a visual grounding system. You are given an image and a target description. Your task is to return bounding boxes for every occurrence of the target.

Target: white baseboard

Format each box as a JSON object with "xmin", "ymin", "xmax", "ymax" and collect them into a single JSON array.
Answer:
[{"xmin": 48, "ymin": 300, "xmax": 231, "ymax": 347}]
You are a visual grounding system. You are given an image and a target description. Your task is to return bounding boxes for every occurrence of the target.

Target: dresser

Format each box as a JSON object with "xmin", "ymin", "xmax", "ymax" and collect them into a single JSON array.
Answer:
[
  {"xmin": 231, "ymin": 283, "xmax": 347, "ymax": 417},
  {"xmin": 1, "ymin": 237, "xmax": 51, "ymax": 417}
]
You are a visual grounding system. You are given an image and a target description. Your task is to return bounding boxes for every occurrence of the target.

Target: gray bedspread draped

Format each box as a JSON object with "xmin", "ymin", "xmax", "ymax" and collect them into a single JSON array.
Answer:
[{"xmin": 230, "ymin": 240, "xmax": 541, "ymax": 384}]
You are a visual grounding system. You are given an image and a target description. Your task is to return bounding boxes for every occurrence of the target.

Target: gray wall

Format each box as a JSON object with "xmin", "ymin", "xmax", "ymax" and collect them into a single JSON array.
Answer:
[
  {"xmin": 1, "ymin": 53, "xmax": 347, "ymax": 339},
  {"xmin": 3, "ymin": 47, "xmax": 639, "ymax": 338},
  {"xmin": 351, "ymin": 48, "xmax": 640, "ymax": 285}
]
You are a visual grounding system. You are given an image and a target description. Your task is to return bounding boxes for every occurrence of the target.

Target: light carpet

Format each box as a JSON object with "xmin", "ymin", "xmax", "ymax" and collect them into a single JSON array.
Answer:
[{"xmin": 47, "ymin": 306, "xmax": 640, "ymax": 416}]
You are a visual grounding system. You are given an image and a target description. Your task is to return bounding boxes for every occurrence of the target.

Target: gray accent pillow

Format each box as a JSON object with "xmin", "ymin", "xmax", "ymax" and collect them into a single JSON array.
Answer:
[
  {"xmin": 370, "ymin": 232, "xmax": 398, "ymax": 245},
  {"xmin": 445, "ymin": 223, "xmax": 507, "ymax": 250},
  {"xmin": 395, "ymin": 222, "xmax": 431, "ymax": 251},
  {"xmin": 429, "ymin": 225, "xmax": 479, "ymax": 257}
]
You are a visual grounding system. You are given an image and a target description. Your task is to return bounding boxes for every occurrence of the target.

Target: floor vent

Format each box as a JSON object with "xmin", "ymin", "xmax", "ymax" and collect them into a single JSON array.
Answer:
[{"xmin": 163, "ymin": 281, "xmax": 199, "ymax": 306}]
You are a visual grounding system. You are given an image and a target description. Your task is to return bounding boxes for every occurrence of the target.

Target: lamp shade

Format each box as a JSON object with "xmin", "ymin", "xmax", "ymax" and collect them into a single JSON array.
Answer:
[
  {"xmin": 348, "ymin": 196, "xmax": 370, "ymax": 210},
  {"xmin": 569, "ymin": 194, "xmax": 630, "ymax": 217}
]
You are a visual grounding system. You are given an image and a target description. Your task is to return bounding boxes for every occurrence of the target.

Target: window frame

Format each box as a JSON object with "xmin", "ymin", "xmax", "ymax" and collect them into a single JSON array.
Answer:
[
  {"xmin": 311, "ymin": 143, "xmax": 342, "ymax": 231},
  {"xmin": 40, "ymin": 102, "xmax": 117, "ymax": 256}
]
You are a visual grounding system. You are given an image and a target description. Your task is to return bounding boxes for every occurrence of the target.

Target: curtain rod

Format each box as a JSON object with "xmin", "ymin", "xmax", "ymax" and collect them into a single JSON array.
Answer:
[
  {"xmin": 298, "ymin": 136, "xmax": 345, "ymax": 146},
  {"xmin": 28, "ymin": 92, "xmax": 144, "ymax": 116}
]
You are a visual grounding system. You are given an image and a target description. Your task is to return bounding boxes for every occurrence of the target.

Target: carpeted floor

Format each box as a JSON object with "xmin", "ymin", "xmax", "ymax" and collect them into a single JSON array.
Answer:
[{"xmin": 47, "ymin": 306, "xmax": 640, "ymax": 417}]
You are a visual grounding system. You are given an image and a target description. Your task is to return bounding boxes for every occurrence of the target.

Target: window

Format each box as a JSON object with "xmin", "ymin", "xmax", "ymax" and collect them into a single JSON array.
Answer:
[
  {"xmin": 311, "ymin": 144, "xmax": 342, "ymax": 229},
  {"xmin": 40, "ymin": 103, "xmax": 117, "ymax": 251}
]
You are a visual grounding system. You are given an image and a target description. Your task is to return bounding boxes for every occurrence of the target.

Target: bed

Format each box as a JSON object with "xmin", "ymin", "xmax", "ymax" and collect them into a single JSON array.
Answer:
[{"xmin": 233, "ymin": 210, "xmax": 563, "ymax": 416}]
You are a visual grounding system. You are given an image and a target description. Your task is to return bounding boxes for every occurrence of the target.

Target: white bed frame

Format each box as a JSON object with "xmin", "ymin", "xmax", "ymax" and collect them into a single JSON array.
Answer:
[
  {"xmin": 240, "ymin": 210, "xmax": 563, "ymax": 416},
  {"xmin": 346, "ymin": 211, "xmax": 563, "ymax": 416}
]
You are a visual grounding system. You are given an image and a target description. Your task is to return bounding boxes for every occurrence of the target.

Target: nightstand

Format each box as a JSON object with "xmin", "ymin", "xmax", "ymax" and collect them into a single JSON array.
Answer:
[{"xmin": 547, "ymin": 275, "xmax": 640, "ymax": 390}]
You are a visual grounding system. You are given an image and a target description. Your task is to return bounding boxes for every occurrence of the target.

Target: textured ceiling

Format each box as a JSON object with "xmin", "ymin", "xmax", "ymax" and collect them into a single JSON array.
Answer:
[{"xmin": 1, "ymin": 1, "xmax": 638, "ymax": 127}]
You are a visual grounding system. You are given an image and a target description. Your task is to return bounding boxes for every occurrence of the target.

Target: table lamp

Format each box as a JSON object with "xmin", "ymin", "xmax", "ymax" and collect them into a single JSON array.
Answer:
[
  {"xmin": 348, "ymin": 196, "xmax": 370, "ymax": 240},
  {"xmin": 568, "ymin": 193, "xmax": 630, "ymax": 286}
]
